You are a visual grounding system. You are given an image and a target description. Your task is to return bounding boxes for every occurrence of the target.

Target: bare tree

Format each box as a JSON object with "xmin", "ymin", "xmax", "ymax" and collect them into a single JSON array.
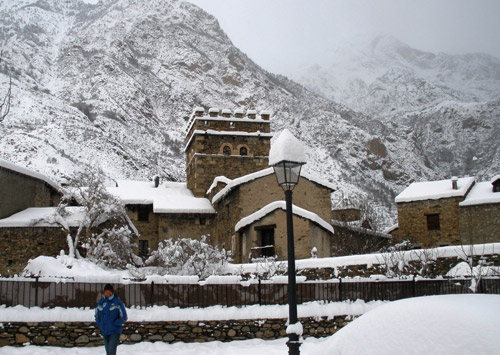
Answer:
[{"xmin": 0, "ymin": 51, "xmax": 11, "ymax": 123}]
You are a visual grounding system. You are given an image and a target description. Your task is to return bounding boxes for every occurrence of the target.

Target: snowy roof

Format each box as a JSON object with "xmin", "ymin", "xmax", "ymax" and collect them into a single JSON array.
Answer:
[
  {"xmin": 235, "ymin": 201, "xmax": 334, "ymax": 234},
  {"xmin": 184, "ymin": 129, "xmax": 273, "ymax": 152},
  {"xmin": 383, "ymin": 224, "xmax": 399, "ymax": 234},
  {"xmin": 0, "ymin": 158, "xmax": 62, "ymax": 193},
  {"xmin": 0, "ymin": 207, "xmax": 85, "ymax": 228},
  {"xmin": 269, "ymin": 129, "xmax": 307, "ymax": 165},
  {"xmin": 459, "ymin": 181, "xmax": 500, "ymax": 206},
  {"xmin": 211, "ymin": 168, "xmax": 336, "ymax": 204},
  {"xmin": 107, "ymin": 180, "xmax": 215, "ymax": 214},
  {"xmin": 395, "ymin": 177, "xmax": 475, "ymax": 203},
  {"xmin": 491, "ymin": 175, "xmax": 500, "ymax": 184}
]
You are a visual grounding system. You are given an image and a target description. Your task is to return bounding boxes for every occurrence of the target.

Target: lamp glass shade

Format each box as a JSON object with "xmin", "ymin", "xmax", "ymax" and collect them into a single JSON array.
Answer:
[{"xmin": 272, "ymin": 161, "xmax": 303, "ymax": 190}]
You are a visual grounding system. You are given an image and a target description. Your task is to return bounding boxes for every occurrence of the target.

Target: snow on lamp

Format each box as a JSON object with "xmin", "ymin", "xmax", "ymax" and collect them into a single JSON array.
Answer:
[{"xmin": 269, "ymin": 129, "xmax": 307, "ymax": 190}]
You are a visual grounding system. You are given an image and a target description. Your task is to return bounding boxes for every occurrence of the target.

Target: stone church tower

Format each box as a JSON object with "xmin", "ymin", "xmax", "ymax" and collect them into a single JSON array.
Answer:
[{"xmin": 184, "ymin": 107, "xmax": 272, "ymax": 197}]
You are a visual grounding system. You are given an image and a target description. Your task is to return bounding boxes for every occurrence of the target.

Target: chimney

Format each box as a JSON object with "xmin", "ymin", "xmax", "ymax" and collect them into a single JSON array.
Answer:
[
  {"xmin": 451, "ymin": 176, "xmax": 458, "ymax": 190},
  {"xmin": 154, "ymin": 176, "xmax": 160, "ymax": 188}
]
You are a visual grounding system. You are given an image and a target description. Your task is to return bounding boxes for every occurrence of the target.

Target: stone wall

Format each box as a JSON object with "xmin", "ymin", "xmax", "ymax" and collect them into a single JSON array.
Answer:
[
  {"xmin": 213, "ymin": 174, "xmax": 333, "ymax": 262},
  {"xmin": 0, "ymin": 227, "xmax": 68, "ymax": 276},
  {"xmin": 186, "ymin": 155, "xmax": 269, "ymax": 197},
  {"xmin": 238, "ymin": 209, "xmax": 332, "ymax": 262},
  {"xmin": 0, "ymin": 168, "xmax": 60, "ymax": 219},
  {"xmin": 185, "ymin": 117, "xmax": 270, "ymax": 145},
  {"xmin": 459, "ymin": 203, "xmax": 500, "ymax": 244},
  {"xmin": 0, "ymin": 316, "xmax": 354, "ymax": 347},
  {"xmin": 185, "ymin": 133, "xmax": 271, "ymax": 164},
  {"xmin": 396, "ymin": 197, "xmax": 463, "ymax": 247}
]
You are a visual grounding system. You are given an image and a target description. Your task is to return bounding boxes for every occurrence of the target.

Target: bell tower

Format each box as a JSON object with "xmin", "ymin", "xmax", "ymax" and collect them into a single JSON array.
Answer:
[{"xmin": 184, "ymin": 107, "xmax": 272, "ymax": 197}]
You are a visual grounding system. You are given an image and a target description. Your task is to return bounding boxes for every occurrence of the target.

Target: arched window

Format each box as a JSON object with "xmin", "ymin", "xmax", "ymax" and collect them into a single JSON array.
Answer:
[
  {"xmin": 240, "ymin": 147, "xmax": 248, "ymax": 156},
  {"xmin": 223, "ymin": 146, "xmax": 231, "ymax": 156}
]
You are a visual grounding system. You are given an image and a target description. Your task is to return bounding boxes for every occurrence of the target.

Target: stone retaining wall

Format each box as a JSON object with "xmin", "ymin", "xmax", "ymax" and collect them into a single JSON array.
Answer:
[{"xmin": 0, "ymin": 316, "xmax": 354, "ymax": 347}]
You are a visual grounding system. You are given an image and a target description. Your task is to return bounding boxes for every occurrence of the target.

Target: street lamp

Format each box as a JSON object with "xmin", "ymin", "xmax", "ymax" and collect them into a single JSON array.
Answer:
[{"xmin": 269, "ymin": 129, "xmax": 307, "ymax": 355}]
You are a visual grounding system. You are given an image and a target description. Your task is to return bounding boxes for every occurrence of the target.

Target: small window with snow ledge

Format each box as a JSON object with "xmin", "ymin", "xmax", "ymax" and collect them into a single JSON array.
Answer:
[
  {"xmin": 229, "ymin": 121, "xmax": 235, "ymax": 128},
  {"xmin": 223, "ymin": 146, "xmax": 231, "ymax": 156},
  {"xmin": 204, "ymin": 120, "xmax": 208, "ymax": 126},
  {"xmin": 240, "ymin": 147, "xmax": 248, "ymax": 156}
]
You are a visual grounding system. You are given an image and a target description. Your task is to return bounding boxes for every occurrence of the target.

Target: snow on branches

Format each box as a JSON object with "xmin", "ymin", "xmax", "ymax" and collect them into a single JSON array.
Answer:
[
  {"xmin": 56, "ymin": 169, "xmax": 140, "ymax": 267},
  {"xmin": 146, "ymin": 235, "xmax": 231, "ymax": 279}
]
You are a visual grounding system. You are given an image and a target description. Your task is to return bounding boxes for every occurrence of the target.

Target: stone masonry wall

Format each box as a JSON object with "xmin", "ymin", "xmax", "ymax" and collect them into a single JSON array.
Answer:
[
  {"xmin": 459, "ymin": 203, "xmax": 500, "ymax": 244},
  {"xmin": 185, "ymin": 118, "xmax": 270, "ymax": 145},
  {"xmin": 185, "ymin": 134, "xmax": 271, "ymax": 163},
  {"xmin": 396, "ymin": 197, "xmax": 463, "ymax": 248},
  {"xmin": 0, "ymin": 168, "xmax": 59, "ymax": 219},
  {"xmin": 0, "ymin": 227, "xmax": 68, "ymax": 276},
  {"xmin": 186, "ymin": 155, "xmax": 269, "ymax": 197},
  {"xmin": 0, "ymin": 316, "xmax": 354, "ymax": 347}
]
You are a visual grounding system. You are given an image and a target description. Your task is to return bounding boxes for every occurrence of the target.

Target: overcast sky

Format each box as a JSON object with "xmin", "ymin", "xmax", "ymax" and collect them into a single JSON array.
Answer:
[{"xmin": 187, "ymin": 0, "xmax": 500, "ymax": 75}]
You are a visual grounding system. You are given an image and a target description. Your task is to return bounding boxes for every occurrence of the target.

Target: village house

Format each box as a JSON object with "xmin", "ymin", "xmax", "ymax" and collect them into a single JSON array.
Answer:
[
  {"xmin": 0, "ymin": 159, "xmax": 71, "ymax": 275},
  {"xmin": 123, "ymin": 107, "xmax": 337, "ymax": 263},
  {"xmin": 1, "ymin": 107, "xmax": 395, "ymax": 272},
  {"xmin": 393, "ymin": 175, "xmax": 500, "ymax": 247}
]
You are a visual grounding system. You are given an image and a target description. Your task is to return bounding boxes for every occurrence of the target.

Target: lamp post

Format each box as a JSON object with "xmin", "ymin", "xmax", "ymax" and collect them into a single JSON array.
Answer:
[{"xmin": 269, "ymin": 129, "xmax": 306, "ymax": 355}]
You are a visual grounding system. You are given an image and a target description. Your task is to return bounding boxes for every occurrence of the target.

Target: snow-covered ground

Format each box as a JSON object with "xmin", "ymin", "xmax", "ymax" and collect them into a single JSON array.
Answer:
[
  {"xmin": 0, "ymin": 300, "xmax": 384, "ymax": 323},
  {"xmin": 0, "ymin": 294, "xmax": 498, "ymax": 355}
]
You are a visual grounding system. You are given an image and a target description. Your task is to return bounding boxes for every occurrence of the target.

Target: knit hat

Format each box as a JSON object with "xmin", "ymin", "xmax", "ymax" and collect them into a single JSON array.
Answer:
[{"xmin": 103, "ymin": 284, "xmax": 114, "ymax": 293}]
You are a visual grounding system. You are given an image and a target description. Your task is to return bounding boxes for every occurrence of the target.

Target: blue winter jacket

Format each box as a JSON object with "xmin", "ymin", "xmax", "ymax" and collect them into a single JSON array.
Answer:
[{"xmin": 94, "ymin": 294, "xmax": 128, "ymax": 335}]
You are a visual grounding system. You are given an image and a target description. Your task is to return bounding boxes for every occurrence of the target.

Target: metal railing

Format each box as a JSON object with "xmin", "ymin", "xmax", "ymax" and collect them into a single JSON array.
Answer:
[{"xmin": 1, "ymin": 277, "xmax": 499, "ymax": 309}]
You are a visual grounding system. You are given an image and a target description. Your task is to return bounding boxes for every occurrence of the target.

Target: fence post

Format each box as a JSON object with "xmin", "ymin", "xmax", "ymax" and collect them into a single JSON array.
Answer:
[
  {"xmin": 338, "ymin": 278, "xmax": 342, "ymax": 301},
  {"xmin": 258, "ymin": 278, "xmax": 262, "ymax": 306},
  {"xmin": 150, "ymin": 281, "xmax": 155, "ymax": 307},
  {"xmin": 34, "ymin": 276, "xmax": 39, "ymax": 307},
  {"xmin": 412, "ymin": 275, "xmax": 417, "ymax": 298}
]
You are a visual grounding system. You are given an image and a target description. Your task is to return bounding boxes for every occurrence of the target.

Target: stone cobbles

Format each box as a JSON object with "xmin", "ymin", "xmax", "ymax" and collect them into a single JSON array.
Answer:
[{"xmin": 0, "ymin": 316, "xmax": 354, "ymax": 348}]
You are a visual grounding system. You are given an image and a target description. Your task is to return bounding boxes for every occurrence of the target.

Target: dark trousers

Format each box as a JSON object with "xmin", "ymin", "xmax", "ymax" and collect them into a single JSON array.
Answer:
[{"xmin": 103, "ymin": 333, "xmax": 120, "ymax": 355}]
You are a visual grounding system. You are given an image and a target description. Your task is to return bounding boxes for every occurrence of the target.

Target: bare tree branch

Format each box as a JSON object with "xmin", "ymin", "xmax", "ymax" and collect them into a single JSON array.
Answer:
[{"xmin": 0, "ymin": 51, "xmax": 12, "ymax": 123}]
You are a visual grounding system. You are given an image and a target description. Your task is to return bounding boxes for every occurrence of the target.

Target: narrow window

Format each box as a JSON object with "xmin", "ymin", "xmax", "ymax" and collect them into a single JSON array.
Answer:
[
  {"xmin": 138, "ymin": 205, "xmax": 149, "ymax": 222},
  {"xmin": 199, "ymin": 217, "xmax": 206, "ymax": 225},
  {"xmin": 260, "ymin": 228, "xmax": 275, "ymax": 257},
  {"xmin": 240, "ymin": 147, "xmax": 248, "ymax": 156},
  {"xmin": 426, "ymin": 214, "xmax": 440, "ymax": 231},
  {"xmin": 139, "ymin": 240, "xmax": 149, "ymax": 257},
  {"xmin": 223, "ymin": 146, "xmax": 231, "ymax": 155}
]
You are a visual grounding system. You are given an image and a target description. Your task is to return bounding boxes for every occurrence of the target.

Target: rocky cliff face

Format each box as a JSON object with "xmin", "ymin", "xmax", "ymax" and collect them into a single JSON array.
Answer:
[{"xmin": 2, "ymin": 1, "xmax": 494, "ymax": 229}]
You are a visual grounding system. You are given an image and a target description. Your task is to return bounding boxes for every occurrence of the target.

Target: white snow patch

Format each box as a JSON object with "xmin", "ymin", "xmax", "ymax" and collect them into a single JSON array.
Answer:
[
  {"xmin": 268, "ymin": 129, "xmax": 307, "ymax": 165},
  {"xmin": 286, "ymin": 321, "xmax": 303, "ymax": 336},
  {"xmin": 459, "ymin": 181, "xmax": 500, "ymax": 206},
  {"xmin": 107, "ymin": 180, "xmax": 215, "ymax": 214},
  {"xmin": 310, "ymin": 294, "xmax": 500, "ymax": 355},
  {"xmin": 395, "ymin": 176, "xmax": 475, "ymax": 203},
  {"xmin": 0, "ymin": 299, "xmax": 384, "ymax": 322},
  {"xmin": 0, "ymin": 207, "xmax": 85, "ymax": 228}
]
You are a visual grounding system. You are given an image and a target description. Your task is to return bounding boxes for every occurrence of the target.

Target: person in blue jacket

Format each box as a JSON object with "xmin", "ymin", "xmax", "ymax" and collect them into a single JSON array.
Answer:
[{"xmin": 95, "ymin": 284, "xmax": 127, "ymax": 355}]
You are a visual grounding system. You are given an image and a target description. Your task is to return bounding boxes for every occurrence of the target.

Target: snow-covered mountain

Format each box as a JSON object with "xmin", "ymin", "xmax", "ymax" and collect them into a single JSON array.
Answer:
[
  {"xmin": 0, "ymin": 1, "xmax": 496, "ymax": 228},
  {"xmin": 291, "ymin": 35, "xmax": 500, "ymax": 116},
  {"xmin": 290, "ymin": 34, "xmax": 500, "ymax": 181}
]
